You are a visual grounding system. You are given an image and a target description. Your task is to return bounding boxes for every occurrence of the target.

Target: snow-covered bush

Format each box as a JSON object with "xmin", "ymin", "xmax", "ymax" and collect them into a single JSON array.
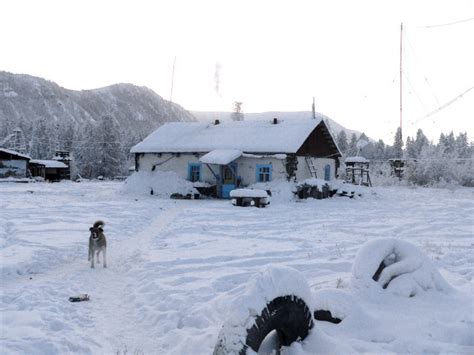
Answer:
[
  {"xmin": 351, "ymin": 238, "xmax": 452, "ymax": 297},
  {"xmin": 122, "ymin": 171, "xmax": 198, "ymax": 197}
]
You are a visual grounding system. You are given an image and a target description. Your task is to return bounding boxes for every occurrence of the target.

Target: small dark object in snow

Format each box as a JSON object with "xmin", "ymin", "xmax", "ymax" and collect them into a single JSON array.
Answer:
[
  {"xmin": 314, "ymin": 310, "xmax": 342, "ymax": 324},
  {"xmin": 69, "ymin": 294, "xmax": 90, "ymax": 302},
  {"xmin": 150, "ymin": 188, "xmax": 154, "ymax": 195}
]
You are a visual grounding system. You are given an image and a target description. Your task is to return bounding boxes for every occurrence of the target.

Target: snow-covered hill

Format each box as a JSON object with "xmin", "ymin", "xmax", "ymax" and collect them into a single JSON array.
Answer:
[{"xmin": 0, "ymin": 71, "xmax": 196, "ymax": 141}]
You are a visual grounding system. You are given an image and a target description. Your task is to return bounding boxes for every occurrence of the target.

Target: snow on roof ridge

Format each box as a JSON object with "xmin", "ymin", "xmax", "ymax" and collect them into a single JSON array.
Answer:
[
  {"xmin": 131, "ymin": 117, "xmax": 322, "ymax": 154},
  {"xmin": 0, "ymin": 148, "xmax": 31, "ymax": 159}
]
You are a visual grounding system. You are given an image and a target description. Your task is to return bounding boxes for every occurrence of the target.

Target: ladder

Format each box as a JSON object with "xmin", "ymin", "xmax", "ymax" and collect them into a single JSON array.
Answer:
[{"xmin": 305, "ymin": 155, "xmax": 317, "ymax": 178}]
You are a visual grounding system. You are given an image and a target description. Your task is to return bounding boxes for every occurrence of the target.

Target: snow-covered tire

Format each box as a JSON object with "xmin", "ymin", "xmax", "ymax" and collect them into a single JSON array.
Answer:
[
  {"xmin": 213, "ymin": 266, "xmax": 314, "ymax": 354},
  {"xmin": 351, "ymin": 238, "xmax": 452, "ymax": 297}
]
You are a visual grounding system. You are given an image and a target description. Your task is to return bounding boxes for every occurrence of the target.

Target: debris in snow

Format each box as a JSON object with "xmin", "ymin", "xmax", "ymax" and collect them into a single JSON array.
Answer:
[{"xmin": 68, "ymin": 294, "xmax": 90, "ymax": 302}]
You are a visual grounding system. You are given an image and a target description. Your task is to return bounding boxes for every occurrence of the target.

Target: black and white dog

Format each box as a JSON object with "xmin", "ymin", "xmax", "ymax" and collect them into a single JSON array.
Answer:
[{"xmin": 88, "ymin": 220, "xmax": 107, "ymax": 268}]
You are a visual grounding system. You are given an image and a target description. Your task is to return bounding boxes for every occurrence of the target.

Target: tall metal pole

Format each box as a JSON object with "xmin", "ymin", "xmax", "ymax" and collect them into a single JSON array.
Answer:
[
  {"xmin": 399, "ymin": 23, "xmax": 403, "ymax": 140},
  {"xmin": 170, "ymin": 56, "xmax": 176, "ymax": 103}
]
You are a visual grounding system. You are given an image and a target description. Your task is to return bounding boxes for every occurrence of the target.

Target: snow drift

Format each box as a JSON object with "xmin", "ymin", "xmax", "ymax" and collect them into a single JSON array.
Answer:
[
  {"xmin": 351, "ymin": 238, "xmax": 452, "ymax": 297},
  {"xmin": 122, "ymin": 171, "xmax": 198, "ymax": 197}
]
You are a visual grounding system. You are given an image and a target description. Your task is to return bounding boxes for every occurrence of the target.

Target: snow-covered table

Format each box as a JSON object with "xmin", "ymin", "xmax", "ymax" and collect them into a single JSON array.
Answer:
[{"xmin": 230, "ymin": 188, "xmax": 270, "ymax": 208}]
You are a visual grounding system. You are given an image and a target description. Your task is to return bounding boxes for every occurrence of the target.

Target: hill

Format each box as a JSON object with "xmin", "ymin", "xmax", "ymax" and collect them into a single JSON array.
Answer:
[{"xmin": 0, "ymin": 71, "xmax": 195, "ymax": 146}]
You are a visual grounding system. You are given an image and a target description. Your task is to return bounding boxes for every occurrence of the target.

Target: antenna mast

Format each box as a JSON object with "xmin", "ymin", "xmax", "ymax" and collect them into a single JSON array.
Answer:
[
  {"xmin": 312, "ymin": 97, "xmax": 316, "ymax": 119},
  {"xmin": 399, "ymin": 23, "xmax": 403, "ymax": 139},
  {"xmin": 170, "ymin": 56, "xmax": 176, "ymax": 102}
]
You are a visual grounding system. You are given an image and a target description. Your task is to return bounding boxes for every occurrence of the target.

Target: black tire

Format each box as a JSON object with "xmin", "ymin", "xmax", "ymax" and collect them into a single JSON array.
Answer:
[{"xmin": 214, "ymin": 295, "xmax": 313, "ymax": 354}]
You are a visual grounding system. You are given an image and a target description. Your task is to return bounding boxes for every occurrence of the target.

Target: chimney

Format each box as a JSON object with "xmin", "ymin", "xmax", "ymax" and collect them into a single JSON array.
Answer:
[
  {"xmin": 214, "ymin": 119, "xmax": 220, "ymax": 125},
  {"xmin": 273, "ymin": 118, "xmax": 278, "ymax": 124}
]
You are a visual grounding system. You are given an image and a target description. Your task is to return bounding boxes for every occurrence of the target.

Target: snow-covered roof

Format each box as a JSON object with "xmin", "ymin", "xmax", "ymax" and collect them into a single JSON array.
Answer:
[
  {"xmin": 345, "ymin": 156, "xmax": 369, "ymax": 163},
  {"xmin": 131, "ymin": 117, "xmax": 323, "ymax": 154},
  {"xmin": 200, "ymin": 149, "xmax": 242, "ymax": 165},
  {"xmin": 0, "ymin": 148, "xmax": 31, "ymax": 160},
  {"xmin": 29, "ymin": 160, "xmax": 68, "ymax": 168}
]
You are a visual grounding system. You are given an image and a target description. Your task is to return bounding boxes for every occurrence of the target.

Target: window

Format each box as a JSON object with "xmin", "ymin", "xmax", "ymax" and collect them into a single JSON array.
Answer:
[
  {"xmin": 188, "ymin": 163, "xmax": 201, "ymax": 182},
  {"xmin": 256, "ymin": 164, "xmax": 272, "ymax": 182}
]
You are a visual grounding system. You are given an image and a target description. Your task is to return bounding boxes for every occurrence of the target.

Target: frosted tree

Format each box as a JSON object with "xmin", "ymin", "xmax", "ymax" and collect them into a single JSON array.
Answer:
[
  {"xmin": 374, "ymin": 139, "xmax": 386, "ymax": 159},
  {"xmin": 455, "ymin": 132, "xmax": 470, "ymax": 158},
  {"xmin": 405, "ymin": 136, "xmax": 416, "ymax": 158},
  {"xmin": 73, "ymin": 120, "xmax": 96, "ymax": 178},
  {"xmin": 348, "ymin": 133, "xmax": 358, "ymax": 156},
  {"xmin": 231, "ymin": 101, "xmax": 244, "ymax": 121},
  {"xmin": 94, "ymin": 114, "xmax": 126, "ymax": 178},
  {"xmin": 29, "ymin": 118, "xmax": 55, "ymax": 159},
  {"xmin": 335, "ymin": 130, "xmax": 348, "ymax": 155},
  {"xmin": 393, "ymin": 127, "xmax": 403, "ymax": 158},
  {"xmin": 414, "ymin": 129, "xmax": 429, "ymax": 157}
]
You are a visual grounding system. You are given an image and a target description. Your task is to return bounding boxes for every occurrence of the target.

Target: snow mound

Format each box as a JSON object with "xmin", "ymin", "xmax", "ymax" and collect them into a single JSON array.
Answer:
[
  {"xmin": 249, "ymin": 179, "xmax": 296, "ymax": 204},
  {"xmin": 300, "ymin": 178, "xmax": 330, "ymax": 189},
  {"xmin": 215, "ymin": 265, "xmax": 313, "ymax": 353},
  {"xmin": 122, "ymin": 171, "xmax": 198, "ymax": 197},
  {"xmin": 351, "ymin": 238, "xmax": 452, "ymax": 297}
]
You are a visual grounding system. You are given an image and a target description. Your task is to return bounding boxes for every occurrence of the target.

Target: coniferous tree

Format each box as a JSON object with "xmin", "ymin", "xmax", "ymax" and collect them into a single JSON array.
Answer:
[
  {"xmin": 414, "ymin": 129, "xmax": 429, "ymax": 157},
  {"xmin": 336, "ymin": 130, "xmax": 348, "ymax": 155},
  {"xmin": 94, "ymin": 115, "xmax": 126, "ymax": 178},
  {"xmin": 348, "ymin": 133, "xmax": 358, "ymax": 156},
  {"xmin": 393, "ymin": 127, "xmax": 403, "ymax": 158}
]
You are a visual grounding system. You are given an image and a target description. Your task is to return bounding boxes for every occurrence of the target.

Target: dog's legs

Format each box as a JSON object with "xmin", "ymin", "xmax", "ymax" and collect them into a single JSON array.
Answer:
[
  {"xmin": 103, "ymin": 248, "xmax": 107, "ymax": 268},
  {"xmin": 96, "ymin": 250, "xmax": 101, "ymax": 264},
  {"xmin": 91, "ymin": 253, "xmax": 95, "ymax": 268}
]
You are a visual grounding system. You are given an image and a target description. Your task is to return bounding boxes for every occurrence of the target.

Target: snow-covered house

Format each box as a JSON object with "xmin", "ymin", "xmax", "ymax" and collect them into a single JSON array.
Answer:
[
  {"xmin": 130, "ymin": 116, "xmax": 341, "ymax": 198},
  {"xmin": 0, "ymin": 148, "xmax": 31, "ymax": 178},
  {"xmin": 29, "ymin": 160, "xmax": 69, "ymax": 181}
]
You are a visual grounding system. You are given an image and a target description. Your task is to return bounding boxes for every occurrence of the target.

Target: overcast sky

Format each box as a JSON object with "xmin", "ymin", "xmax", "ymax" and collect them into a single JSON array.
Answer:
[{"xmin": 1, "ymin": 0, "xmax": 473, "ymax": 142}]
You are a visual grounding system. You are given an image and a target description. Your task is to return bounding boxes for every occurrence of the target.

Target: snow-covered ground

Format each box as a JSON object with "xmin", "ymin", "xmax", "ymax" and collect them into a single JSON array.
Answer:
[{"xmin": 1, "ymin": 181, "xmax": 473, "ymax": 354}]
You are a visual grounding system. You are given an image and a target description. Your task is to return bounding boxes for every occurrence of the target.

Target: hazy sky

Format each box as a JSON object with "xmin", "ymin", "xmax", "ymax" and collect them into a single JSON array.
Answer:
[{"xmin": 1, "ymin": 0, "xmax": 473, "ymax": 142}]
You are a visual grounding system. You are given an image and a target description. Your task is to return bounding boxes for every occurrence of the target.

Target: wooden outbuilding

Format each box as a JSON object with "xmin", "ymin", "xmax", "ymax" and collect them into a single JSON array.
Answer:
[
  {"xmin": 345, "ymin": 156, "xmax": 372, "ymax": 187},
  {"xmin": 0, "ymin": 148, "xmax": 31, "ymax": 178},
  {"xmin": 29, "ymin": 160, "xmax": 69, "ymax": 181}
]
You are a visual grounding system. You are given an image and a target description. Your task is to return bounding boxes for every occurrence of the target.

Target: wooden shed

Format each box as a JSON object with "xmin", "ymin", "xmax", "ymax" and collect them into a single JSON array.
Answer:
[{"xmin": 0, "ymin": 148, "xmax": 31, "ymax": 178}]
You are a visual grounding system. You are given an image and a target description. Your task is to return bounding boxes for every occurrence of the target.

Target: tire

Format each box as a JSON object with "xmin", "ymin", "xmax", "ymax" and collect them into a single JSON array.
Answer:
[{"xmin": 214, "ymin": 295, "xmax": 313, "ymax": 354}]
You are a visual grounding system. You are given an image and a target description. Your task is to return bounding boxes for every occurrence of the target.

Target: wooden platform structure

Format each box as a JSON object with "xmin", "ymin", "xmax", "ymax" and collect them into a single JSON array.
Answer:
[{"xmin": 345, "ymin": 156, "xmax": 372, "ymax": 187}]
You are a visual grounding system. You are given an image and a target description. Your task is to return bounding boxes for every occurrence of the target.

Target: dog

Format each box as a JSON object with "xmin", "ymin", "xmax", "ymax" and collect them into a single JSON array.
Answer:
[{"xmin": 88, "ymin": 220, "xmax": 107, "ymax": 268}]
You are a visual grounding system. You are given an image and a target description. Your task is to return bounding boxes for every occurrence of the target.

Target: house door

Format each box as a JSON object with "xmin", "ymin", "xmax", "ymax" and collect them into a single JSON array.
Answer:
[
  {"xmin": 220, "ymin": 163, "xmax": 237, "ymax": 198},
  {"xmin": 324, "ymin": 164, "xmax": 331, "ymax": 181}
]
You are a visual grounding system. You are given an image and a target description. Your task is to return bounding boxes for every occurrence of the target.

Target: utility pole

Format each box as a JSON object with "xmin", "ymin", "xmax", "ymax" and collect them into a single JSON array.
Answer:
[
  {"xmin": 170, "ymin": 56, "xmax": 176, "ymax": 103},
  {"xmin": 399, "ymin": 23, "xmax": 403, "ymax": 140}
]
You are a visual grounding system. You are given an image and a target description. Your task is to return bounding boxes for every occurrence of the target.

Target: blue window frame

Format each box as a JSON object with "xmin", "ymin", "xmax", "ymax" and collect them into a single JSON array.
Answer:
[
  {"xmin": 188, "ymin": 163, "xmax": 201, "ymax": 182},
  {"xmin": 256, "ymin": 164, "xmax": 272, "ymax": 182}
]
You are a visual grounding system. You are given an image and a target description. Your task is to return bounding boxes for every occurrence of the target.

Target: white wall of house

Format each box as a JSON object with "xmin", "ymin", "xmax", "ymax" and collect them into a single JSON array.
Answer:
[
  {"xmin": 137, "ymin": 153, "xmax": 287, "ymax": 185},
  {"xmin": 137, "ymin": 153, "xmax": 336, "ymax": 185},
  {"xmin": 234, "ymin": 156, "xmax": 287, "ymax": 185},
  {"xmin": 295, "ymin": 157, "xmax": 336, "ymax": 182}
]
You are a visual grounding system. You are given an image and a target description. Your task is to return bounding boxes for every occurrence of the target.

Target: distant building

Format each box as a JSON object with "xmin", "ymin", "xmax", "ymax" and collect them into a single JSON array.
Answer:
[
  {"xmin": 29, "ymin": 160, "xmax": 69, "ymax": 181},
  {"xmin": 131, "ymin": 116, "xmax": 342, "ymax": 198},
  {"xmin": 0, "ymin": 148, "xmax": 31, "ymax": 178}
]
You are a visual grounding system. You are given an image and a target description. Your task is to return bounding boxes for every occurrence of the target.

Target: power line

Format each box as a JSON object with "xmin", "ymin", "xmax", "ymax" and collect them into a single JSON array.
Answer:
[
  {"xmin": 420, "ymin": 17, "xmax": 474, "ymax": 29},
  {"xmin": 416, "ymin": 86, "xmax": 474, "ymax": 123}
]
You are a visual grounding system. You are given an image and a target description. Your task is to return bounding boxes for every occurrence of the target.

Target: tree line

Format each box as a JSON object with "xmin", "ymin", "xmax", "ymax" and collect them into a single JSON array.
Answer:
[{"xmin": 335, "ymin": 127, "xmax": 473, "ymax": 187}]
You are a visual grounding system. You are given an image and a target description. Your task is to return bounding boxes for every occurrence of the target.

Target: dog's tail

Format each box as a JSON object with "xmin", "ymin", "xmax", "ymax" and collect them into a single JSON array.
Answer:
[{"xmin": 93, "ymin": 220, "xmax": 105, "ymax": 228}]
